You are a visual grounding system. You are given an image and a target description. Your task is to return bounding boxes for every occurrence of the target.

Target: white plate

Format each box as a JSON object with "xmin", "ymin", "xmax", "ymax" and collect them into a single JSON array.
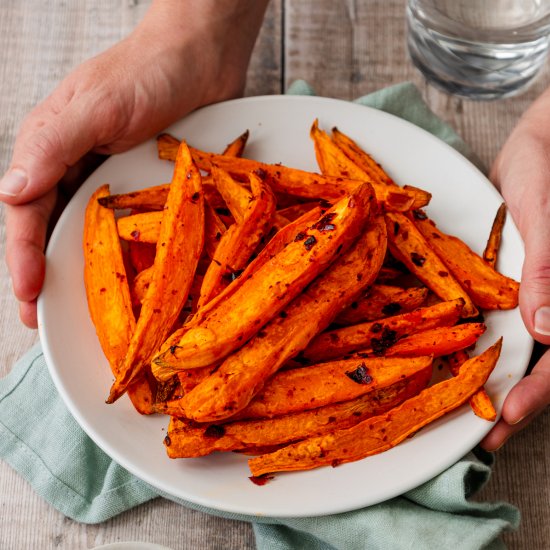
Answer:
[{"xmin": 38, "ymin": 95, "xmax": 532, "ymax": 518}]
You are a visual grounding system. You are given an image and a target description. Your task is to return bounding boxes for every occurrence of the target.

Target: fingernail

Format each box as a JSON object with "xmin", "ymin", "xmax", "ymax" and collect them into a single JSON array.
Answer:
[
  {"xmin": 508, "ymin": 415, "xmax": 526, "ymax": 426},
  {"xmin": 534, "ymin": 306, "xmax": 550, "ymax": 336},
  {"xmin": 0, "ymin": 168, "xmax": 28, "ymax": 197}
]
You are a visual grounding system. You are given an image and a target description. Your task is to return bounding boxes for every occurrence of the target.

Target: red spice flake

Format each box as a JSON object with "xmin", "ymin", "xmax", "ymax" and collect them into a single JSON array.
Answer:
[
  {"xmin": 294, "ymin": 231, "xmax": 307, "ymax": 242},
  {"xmin": 164, "ymin": 435, "xmax": 171, "ymax": 447},
  {"xmin": 99, "ymin": 287, "xmax": 107, "ymax": 294},
  {"xmin": 249, "ymin": 474, "xmax": 274, "ymax": 486},
  {"xmin": 410, "ymin": 252, "xmax": 426, "ymax": 267},
  {"xmin": 191, "ymin": 192, "xmax": 200, "ymax": 202},
  {"xmin": 130, "ymin": 230, "xmax": 140, "ymax": 240},
  {"xmin": 304, "ymin": 236, "xmax": 317, "ymax": 250},
  {"xmin": 350, "ymin": 301, "xmax": 359, "ymax": 309},
  {"xmin": 115, "ymin": 272, "xmax": 126, "ymax": 282},
  {"xmin": 204, "ymin": 425, "xmax": 225, "ymax": 438},
  {"xmin": 412, "ymin": 209, "xmax": 428, "ymax": 220},
  {"xmin": 345, "ymin": 363, "xmax": 373, "ymax": 385},
  {"xmin": 438, "ymin": 270, "xmax": 449, "ymax": 277}
]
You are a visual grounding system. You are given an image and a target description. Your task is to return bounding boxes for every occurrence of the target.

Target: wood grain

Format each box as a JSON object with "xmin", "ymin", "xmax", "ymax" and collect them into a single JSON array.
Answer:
[{"xmin": 0, "ymin": 0, "xmax": 548, "ymax": 548}]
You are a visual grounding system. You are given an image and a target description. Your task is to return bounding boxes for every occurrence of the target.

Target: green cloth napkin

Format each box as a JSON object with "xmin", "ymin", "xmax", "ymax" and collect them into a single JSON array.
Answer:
[{"xmin": 0, "ymin": 82, "xmax": 520, "ymax": 550}]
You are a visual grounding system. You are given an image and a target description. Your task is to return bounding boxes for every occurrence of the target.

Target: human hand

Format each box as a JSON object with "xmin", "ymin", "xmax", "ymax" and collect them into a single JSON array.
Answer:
[
  {"xmin": 482, "ymin": 88, "xmax": 550, "ymax": 450},
  {"xmin": 0, "ymin": 0, "xmax": 269, "ymax": 328}
]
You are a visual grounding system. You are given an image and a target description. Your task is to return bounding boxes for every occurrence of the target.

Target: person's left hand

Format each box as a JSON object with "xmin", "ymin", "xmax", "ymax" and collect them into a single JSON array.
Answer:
[{"xmin": 482, "ymin": 87, "xmax": 550, "ymax": 450}]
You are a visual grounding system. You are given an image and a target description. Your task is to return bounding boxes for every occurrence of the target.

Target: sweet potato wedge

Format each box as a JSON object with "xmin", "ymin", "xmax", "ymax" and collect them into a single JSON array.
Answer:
[
  {"xmin": 158, "ymin": 354, "xmax": 433, "ymax": 421},
  {"xmin": 311, "ymin": 120, "xmax": 433, "ymax": 212},
  {"xmin": 335, "ymin": 284, "xmax": 429, "ymax": 325},
  {"xmin": 107, "ymin": 141, "xmax": 205, "ymax": 403},
  {"xmin": 248, "ymin": 338, "xmax": 502, "ymax": 476},
  {"xmin": 311, "ymin": 119, "xmax": 375, "ymax": 181},
  {"xmin": 198, "ymin": 170, "xmax": 276, "ymax": 308},
  {"xmin": 83, "ymin": 185, "xmax": 155, "ymax": 414},
  {"xmin": 177, "ymin": 213, "xmax": 386, "ymax": 422},
  {"xmin": 151, "ymin": 182, "xmax": 375, "ymax": 376},
  {"xmin": 331, "ymin": 126, "xmax": 396, "ymax": 187},
  {"xmin": 382, "ymin": 322, "xmax": 486, "ymax": 358},
  {"xmin": 447, "ymin": 350, "xmax": 496, "ymax": 422},
  {"xmin": 158, "ymin": 133, "xmax": 429, "ymax": 210},
  {"xmin": 412, "ymin": 210, "xmax": 519, "ymax": 310},
  {"xmin": 302, "ymin": 298, "xmax": 465, "ymax": 364},
  {"xmin": 385, "ymin": 212, "xmax": 479, "ymax": 317},
  {"xmin": 164, "ymin": 370, "xmax": 430, "ymax": 458},
  {"xmin": 483, "ymin": 202, "xmax": 507, "ymax": 269}
]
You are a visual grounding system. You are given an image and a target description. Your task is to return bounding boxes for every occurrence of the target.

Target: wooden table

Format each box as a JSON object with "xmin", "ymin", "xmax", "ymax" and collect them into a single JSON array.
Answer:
[{"xmin": 1, "ymin": 1, "xmax": 549, "ymax": 548}]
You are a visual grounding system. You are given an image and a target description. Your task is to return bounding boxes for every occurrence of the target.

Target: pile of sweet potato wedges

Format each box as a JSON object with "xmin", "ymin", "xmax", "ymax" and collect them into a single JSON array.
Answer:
[{"xmin": 83, "ymin": 120, "xmax": 518, "ymax": 478}]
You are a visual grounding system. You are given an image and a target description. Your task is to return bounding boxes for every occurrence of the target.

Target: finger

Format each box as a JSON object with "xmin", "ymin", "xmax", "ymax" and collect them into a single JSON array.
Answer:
[
  {"xmin": 5, "ymin": 189, "xmax": 57, "ymax": 304},
  {"xmin": 0, "ymin": 95, "xmax": 98, "ymax": 205},
  {"xmin": 19, "ymin": 299, "xmax": 38, "ymax": 330},
  {"xmin": 481, "ymin": 347, "xmax": 550, "ymax": 450}
]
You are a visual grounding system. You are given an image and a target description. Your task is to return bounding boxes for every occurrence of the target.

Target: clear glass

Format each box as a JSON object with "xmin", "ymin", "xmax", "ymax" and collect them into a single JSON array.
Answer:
[{"xmin": 407, "ymin": 0, "xmax": 550, "ymax": 100}]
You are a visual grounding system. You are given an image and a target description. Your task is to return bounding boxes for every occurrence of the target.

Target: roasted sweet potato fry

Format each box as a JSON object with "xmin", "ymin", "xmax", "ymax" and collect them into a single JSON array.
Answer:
[
  {"xmin": 302, "ymin": 298, "xmax": 465, "ymax": 364},
  {"xmin": 447, "ymin": 350, "xmax": 496, "ymax": 421},
  {"xmin": 98, "ymin": 183, "xmax": 170, "ymax": 211},
  {"xmin": 382, "ymin": 323, "xmax": 486, "ymax": 358},
  {"xmin": 222, "ymin": 129, "xmax": 250, "ymax": 157},
  {"xmin": 107, "ymin": 141, "xmax": 205, "ymax": 403},
  {"xmin": 151, "ymin": 182, "xmax": 375, "ymax": 376},
  {"xmin": 311, "ymin": 121, "xmax": 433, "ymax": 212},
  {"xmin": 335, "ymin": 284, "xmax": 429, "ymax": 325},
  {"xmin": 176, "ymin": 213, "xmax": 385, "ymax": 422},
  {"xmin": 157, "ymin": 354, "xmax": 433, "ymax": 421},
  {"xmin": 311, "ymin": 119, "xmax": 374, "ymax": 181},
  {"xmin": 412, "ymin": 210, "xmax": 519, "ymax": 310},
  {"xmin": 157, "ymin": 130, "xmax": 249, "ymax": 162},
  {"xmin": 211, "ymin": 165, "xmax": 253, "ymax": 223},
  {"xmin": 385, "ymin": 212, "xmax": 479, "ymax": 317},
  {"xmin": 117, "ymin": 210, "xmax": 163, "ymax": 244},
  {"xmin": 83, "ymin": 185, "xmax": 155, "ymax": 414},
  {"xmin": 483, "ymin": 202, "xmax": 507, "ymax": 268},
  {"xmin": 248, "ymin": 338, "xmax": 502, "ymax": 476},
  {"xmin": 331, "ymin": 126, "xmax": 396, "ymax": 187},
  {"xmin": 117, "ymin": 200, "xmax": 225, "ymax": 260},
  {"xmin": 198, "ymin": 170, "xmax": 276, "ymax": 308},
  {"xmin": 164, "ymin": 370, "xmax": 430, "ymax": 458},
  {"xmin": 158, "ymin": 134, "xmax": 429, "ymax": 210}
]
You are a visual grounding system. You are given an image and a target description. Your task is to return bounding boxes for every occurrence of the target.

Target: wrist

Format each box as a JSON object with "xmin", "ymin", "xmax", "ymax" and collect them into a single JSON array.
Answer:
[{"xmin": 136, "ymin": 0, "xmax": 270, "ymax": 106}]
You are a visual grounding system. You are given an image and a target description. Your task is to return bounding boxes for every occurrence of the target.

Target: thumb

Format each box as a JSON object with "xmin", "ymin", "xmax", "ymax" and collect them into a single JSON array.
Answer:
[
  {"xmin": 0, "ymin": 96, "xmax": 97, "ymax": 204},
  {"xmin": 520, "ymin": 216, "xmax": 550, "ymax": 345}
]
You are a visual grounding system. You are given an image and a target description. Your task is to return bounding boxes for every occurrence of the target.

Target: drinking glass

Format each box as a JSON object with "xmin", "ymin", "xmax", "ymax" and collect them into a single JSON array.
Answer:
[{"xmin": 407, "ymin": 0, "xmax": 550, "ymax": 99}]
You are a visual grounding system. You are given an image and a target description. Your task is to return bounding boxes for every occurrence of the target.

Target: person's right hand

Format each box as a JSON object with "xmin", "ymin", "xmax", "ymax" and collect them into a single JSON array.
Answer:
[{"xmin": 0, "ymin": 0, "xmax": 269, "ymax": 328}]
